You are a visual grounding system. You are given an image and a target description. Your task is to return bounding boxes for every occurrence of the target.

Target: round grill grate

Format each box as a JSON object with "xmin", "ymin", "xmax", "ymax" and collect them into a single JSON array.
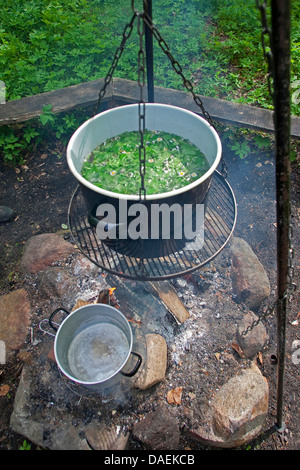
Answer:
[{"xmin": 67, "ymin": 171, "xmax": 237, "ymax": 280}]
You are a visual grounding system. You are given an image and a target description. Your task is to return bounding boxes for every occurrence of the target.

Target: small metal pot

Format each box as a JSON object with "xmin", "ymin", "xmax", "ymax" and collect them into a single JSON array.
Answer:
[{"xmin": 48, "ymin": 304, "xmax": 142, "ymax": 391}]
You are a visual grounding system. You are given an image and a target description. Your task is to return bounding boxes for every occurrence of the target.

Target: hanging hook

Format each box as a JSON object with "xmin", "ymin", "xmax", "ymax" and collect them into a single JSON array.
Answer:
[{"xmin": 131, "ymin": 0, "xmax": 148, "ymax": 15}]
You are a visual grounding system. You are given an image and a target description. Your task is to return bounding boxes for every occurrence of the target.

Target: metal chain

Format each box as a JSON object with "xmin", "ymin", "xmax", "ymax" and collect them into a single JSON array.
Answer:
[
  {"xmin": 256, "ymin": 0, "xmax": 274, "ymax": 98},
  {"xmin": 142, "ymin": 11, "xmax": 228, "ymax": 179},
  {"xmin": 137, "ymin": 12, "xmax": 147, "ymax": 200},
  {"xmin": 93, "ymin": 13, "xmax": 136, "ymax": 115},
  {"xmin": 241, "ymin": 0, "xmax": 296, "ymax": 337},
  {"xmin": 91, "ymin": 7, "xmax": 147, "ymax": 199},
  {"xmin": 93, "ymin": 2, "xmax": 229, "ymax": 189}
]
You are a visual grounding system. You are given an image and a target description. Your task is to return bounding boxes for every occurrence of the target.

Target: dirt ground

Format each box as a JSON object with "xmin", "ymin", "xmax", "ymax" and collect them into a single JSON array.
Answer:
[{"xmin": 0, "ymin": 121, "xmax": 299, "ymax": 451}]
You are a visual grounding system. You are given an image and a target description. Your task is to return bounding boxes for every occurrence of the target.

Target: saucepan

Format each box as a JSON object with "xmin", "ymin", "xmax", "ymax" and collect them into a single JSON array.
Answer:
[{"xmin": 41, "ymin": 303, "xmax": 142, "ymax": 391}]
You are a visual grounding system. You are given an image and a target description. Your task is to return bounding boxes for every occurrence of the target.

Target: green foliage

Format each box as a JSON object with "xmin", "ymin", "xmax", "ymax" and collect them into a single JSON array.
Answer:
[
  {"xmin": 221, "ymin": 125, "xmax": 274, "ymax": 160},
  {"xmin": 39, "ymin": 104, "xmax": 56, "ymax": 126},
  {"xmin": 81, "ymin": 130, "xmax": 209, "ymax": 195},
  {"xmin": 0, "ymin": 127, "xmax": 27, "ymax": 165},
  {"xmin": 0, "ymin": 108, "xmax": 86, "ymax": 164},
  {"xmin": 0, "ymin": 0, "xmax": 299, "ymax": 166},
  {"xmin": 19, "ymin": 439, "xmax": 31, "ymax": 450}
]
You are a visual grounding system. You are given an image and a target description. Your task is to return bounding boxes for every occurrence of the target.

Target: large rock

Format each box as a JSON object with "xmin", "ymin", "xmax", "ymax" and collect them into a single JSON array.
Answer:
[
  {"xmin": 84, "ymin": 423, "xmax": 129, "ymax": 450},
  {"xmin": 10, "ymin": 367, "xmax": 91, "ymax": 450},
  {"xmin": 0, "ymin": 289, "xmax": 31, "ymax": 361},
  {"xmin": 132, "ymin": 404, "xmax": 180, "ymax": 450},
  {"xmin": 189, "ymin": 363, "xmax": 269, "ymax": 448},
  {"xmin": 134, "ymin": 334, "xmax": 167, "ymax": 390},
  {"xmin": 20, "ymin": 233, "xmax": 76, "ymax": 274},
  {"xmin": 37, "ymin": 266, "xmax": 78, "ymax": 301},
  {"xmin": 236, "ymin": 311, "xmax": 268, "ymax": 358},
  {"xmin": 229, "ymin": 237, "xmax": 271, "ymax": 309}
]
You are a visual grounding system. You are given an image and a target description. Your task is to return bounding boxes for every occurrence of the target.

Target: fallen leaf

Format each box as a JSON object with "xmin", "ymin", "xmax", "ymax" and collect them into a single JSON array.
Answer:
[
  {"xmin": 257, "ymin": 351, "xmax": 263, "ymax": 365},
  {"xmin": 167, "ymin": 386, "xmax": 183, "ymax": 405},
  {"xmin": 232, "ymin": 343, "xmax": 245, "ymax": 358},
  {"xmin": 214, "ymin": 352, "xmax": 221, "ymax": 361},
  {"xmin": 188, "ymin": 392, "xmax": 196, "ymax": 400},
  {"xmin": 0, "ymin": 385, "xmax": 10, "ymax": 396}
]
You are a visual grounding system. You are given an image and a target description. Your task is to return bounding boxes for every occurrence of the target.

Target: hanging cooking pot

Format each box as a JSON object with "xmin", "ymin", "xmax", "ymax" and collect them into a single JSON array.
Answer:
[
  {"xmin": 47, "ymin": 304, "xmax": 142, "ymax": 391},
  {"xmin": 67, "ymin": 103, "xmax": 222, "ymax": 257}
]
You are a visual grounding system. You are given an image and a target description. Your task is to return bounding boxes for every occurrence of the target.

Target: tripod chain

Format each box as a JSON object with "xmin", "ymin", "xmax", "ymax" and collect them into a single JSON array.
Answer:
[
  {"xmin": 142, "ymin": 11, "xmax": 228, "ymax": 179},
  {"xmin": 93, "ymin": 13, "xmax": 136, "ymax": 115}
]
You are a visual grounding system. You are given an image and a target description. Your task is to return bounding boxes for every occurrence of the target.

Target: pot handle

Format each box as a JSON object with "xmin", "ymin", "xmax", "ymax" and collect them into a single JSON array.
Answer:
[
  {"xmin": 49, "ymin": 307, "xmax": 70, "ymax": 332},
  {"xmin": 120, "ymin": 352, "xmax": 142, "ymax": 378}
]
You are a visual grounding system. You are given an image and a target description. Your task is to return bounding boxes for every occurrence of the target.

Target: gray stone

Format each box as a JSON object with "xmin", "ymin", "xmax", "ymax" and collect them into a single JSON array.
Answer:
[
  {"xmin": 85, "ymin": 423, "xmax": 129, "ymax": 450},
  {"xmin": 236, "ymin": 311, "xmax": 268, "ymax": 358},
  {"xmin": 10, "ymin": 366, "xmax": 91, "ymax": 450},
  {"xmin": 229, "ymin": 237, "xmax": 271, "ymax": 309},
  {"xmin": 0, "ymin": 289, "xmax": 31, "ymax": 360},
  {"xmin": 71, "ymin": 254, "xmax": 99, "ymax": 277},
  {"xmin": 189, "ymin": 363, "xmax": 269, "ymax": 448},
  {"xmin": 20, "ymin": 233, "xmax": 76, "ymax": 274},
  {"xmin": 37, "ymin": 266, "xmax": 78, "ymax": 301},
  {"xmin": 134, "ymin": 334, "xmax": 167, "ymax": 390},
  {"xmin": 132, "ymin": 404, "xmax": 180, "ymax": 450},
  {"xmin": 0, "ymin": 206, "xmax": 14, "ymax": 222}
]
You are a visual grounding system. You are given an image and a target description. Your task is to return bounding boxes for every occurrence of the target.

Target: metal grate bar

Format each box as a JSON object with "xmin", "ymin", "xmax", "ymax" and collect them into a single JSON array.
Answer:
[{"xmin": 68, "ymin": 172, "xmax": 237, "ymax": 280}]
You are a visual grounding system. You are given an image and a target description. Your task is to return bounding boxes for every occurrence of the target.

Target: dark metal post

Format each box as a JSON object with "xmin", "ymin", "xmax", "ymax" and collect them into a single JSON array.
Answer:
[
  {"xmin": 144, "ymin": 0, "xmax": 154, "ymax": 102},
  {"xmin": 271, "ymin": 0, "xmax": 291, "ymax": 431}
]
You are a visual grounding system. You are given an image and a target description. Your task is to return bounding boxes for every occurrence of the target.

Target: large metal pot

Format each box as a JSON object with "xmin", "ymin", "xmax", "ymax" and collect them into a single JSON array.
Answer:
[
  {"xmin": 48, "ymin": 304, "xmax": 142, "ymax": 391},
  {"xmin": 67, "ymin": 103, "xmax": 222, "ymax": 258}
]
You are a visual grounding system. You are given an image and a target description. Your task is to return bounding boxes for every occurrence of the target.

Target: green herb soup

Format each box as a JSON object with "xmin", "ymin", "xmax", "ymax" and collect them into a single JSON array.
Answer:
[{"xmin": 81, "ymin": 130, "xmax": 210, "ymax": 195}]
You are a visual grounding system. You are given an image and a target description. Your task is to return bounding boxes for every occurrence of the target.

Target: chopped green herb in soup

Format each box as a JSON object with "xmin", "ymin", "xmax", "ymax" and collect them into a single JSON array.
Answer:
[{"xmin": 81, "ymin": 130, "xmax": 210, "ymax": 195}]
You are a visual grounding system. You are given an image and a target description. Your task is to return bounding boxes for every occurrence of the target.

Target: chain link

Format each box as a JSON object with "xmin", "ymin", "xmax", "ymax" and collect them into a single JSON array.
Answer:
[
  {"xmin": 94, "ymin": 4, "xmax": 229, "ymax": 192},
  {"xmin": 142, "ymin": 11, "xmax": 228, "ymax": 178},
  {"xmin": 137, "ymin": 13, "xmax": 147, "ymax": 200},
  {"xmin": 93, "ymin": 13, "xmax": 136, "ymax": 115},
  {"xmin": 256, "ymin": 0, "xmax": 274, "ymax": 98}
]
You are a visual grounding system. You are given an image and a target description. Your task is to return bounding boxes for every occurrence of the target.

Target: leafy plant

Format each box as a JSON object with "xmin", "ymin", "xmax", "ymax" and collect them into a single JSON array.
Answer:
[
  {"xmin": 221, "ymin": 125, "xmax": 273, "ymax": 160},
  {"xmin": 19, "ymin": 439, "xmax": 31, "ymax": 450},
  {"xmin": 0, "ymin": 0, "xmax": 299, "ymax": 166},
  {"xmin": 39, "ymin": 104, "xmax": 56, "ymax": 126},
  {"xmin": 81, "ymin": 130, "xmax": 209, "ymax": 195},
  {"xmin": 230, "ymin": 141, "xmax": 251, "ymax": 160},
  {"xmin": 0, "ymin": 107, "xmax": 87, "ymax": 165},
  {"xmin": 0, "ymin": 127, "xmax": 24, "ymax": 165}
]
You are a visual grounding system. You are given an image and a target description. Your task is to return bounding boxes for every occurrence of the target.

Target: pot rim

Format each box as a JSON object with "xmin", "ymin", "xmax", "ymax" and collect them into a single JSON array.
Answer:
[
  {"xmin": 66, "ymin": 103, "xmax": 222, "ymax": 201},
  {"xmin": 53, "ymin": 303, "xmax": 133, "ymax": 386}
]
